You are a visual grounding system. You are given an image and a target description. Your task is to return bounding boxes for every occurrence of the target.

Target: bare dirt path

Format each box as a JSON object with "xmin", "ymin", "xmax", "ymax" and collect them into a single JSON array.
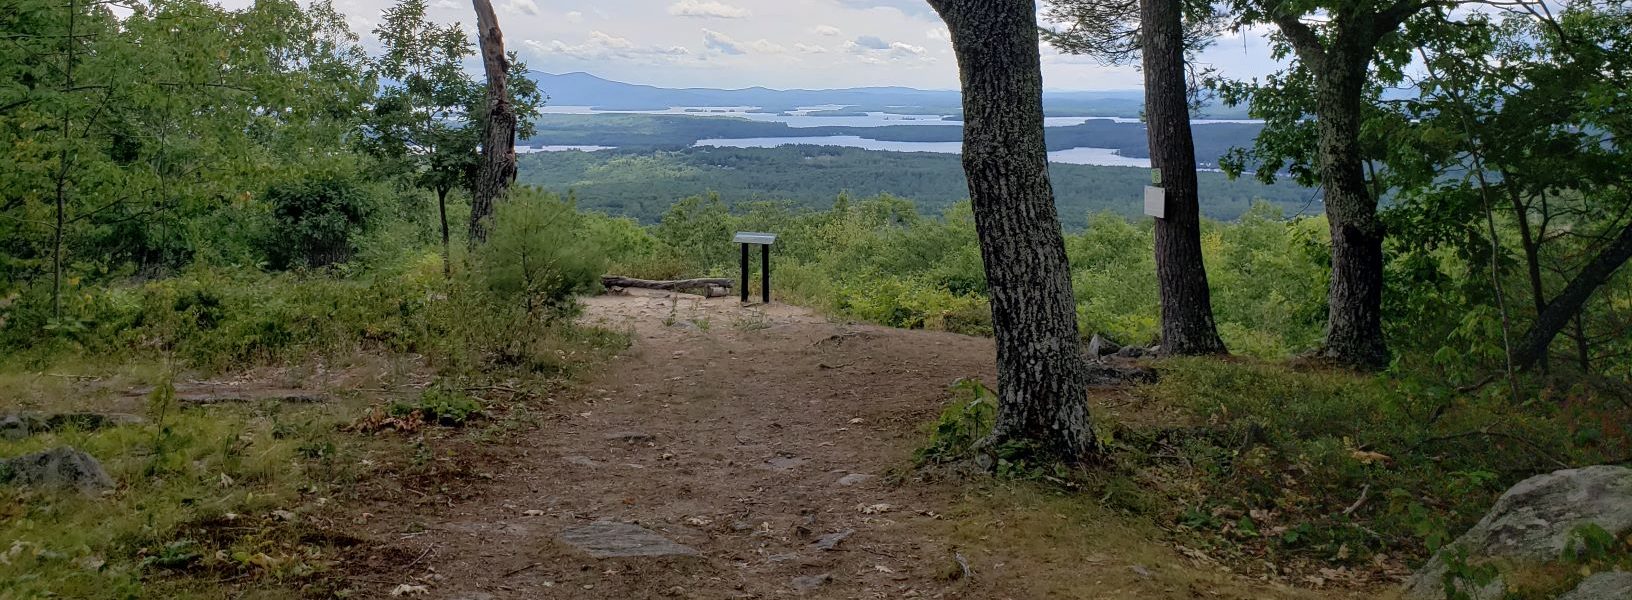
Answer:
[{"xmin": 344, "ymin": 290, "xmax": 1359, "ymax": 600}]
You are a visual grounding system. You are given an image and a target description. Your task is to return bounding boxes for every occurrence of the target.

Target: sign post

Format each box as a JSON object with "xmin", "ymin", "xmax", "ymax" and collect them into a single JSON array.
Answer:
[{"xmin": 732, "ymin": 232, "xmax": 777, "ymax": 303}]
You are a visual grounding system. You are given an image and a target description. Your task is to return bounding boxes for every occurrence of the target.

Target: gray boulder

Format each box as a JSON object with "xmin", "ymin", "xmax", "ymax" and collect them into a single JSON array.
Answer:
[
  {"xmin": 1113, "ymin": 345, "xmax": 1146, "ymax": 359},
  {"xmin": 1403, "ymin": 465, "xmax": 1632, "ymax": 599},
  {"xmin": 1086, "ymin": 334, "xmax": 1120, "ymax": 357},
  {"xmin": 0, "ymin": 446, "xmax": 116, "ymax": 494},
  {"xmin": 1559, "ymin": 571, "xmax": 1632, "ymax": 600}
]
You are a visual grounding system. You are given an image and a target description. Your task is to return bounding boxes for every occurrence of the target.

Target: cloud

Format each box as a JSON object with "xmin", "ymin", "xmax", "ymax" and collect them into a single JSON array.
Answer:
[
  {"xmin": 701, "ymin": 29, "xmax": 784, "ymax": 55},
  {"xmin": 702, "ymin": 29, "xmax": 746, "ymax": 55},
  {"xmin": 811, "ymin": 25, "xmax": 843, "ymax": 37},
  {"xmin": 830, "ymin": 0, "xmax": 937, "ymax": 18},
  {"xmin": 843, "ymin": 35, "xmax": 933, "ymax": 64},
  {"xmin": 794, "ymin": 43, "xmax": 830, "ymax": 54},
  {"xmin": 529, "ymin": 31, "xmax": 691, "ymax": 63},
  {"xmin": 669, "ymin": 0, "xmax": 749, "ymax": 18},
  {"xmin": 564, "ymin": 11, "xmax": 583, "ymax": 22},
  {"xmin": 501, "ymin": 0, "xmax": 538, "ymax": 16},
  {"xmin": 852, "ymin": 35, "xmax": 891, "ymax": 50},
  {"xmin": 429, "ymin": 0, "xmax": 457, "ymax": 9}
]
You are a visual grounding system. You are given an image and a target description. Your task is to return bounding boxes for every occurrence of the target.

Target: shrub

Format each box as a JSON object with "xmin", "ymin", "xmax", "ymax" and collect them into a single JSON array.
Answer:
[
  {"xmin": 469, "ymin": 188, "xmax": 605, "ymax": 319},
  {"xmin": 263, "ymin": 173, "xmax": 377, "ymax": 269}
]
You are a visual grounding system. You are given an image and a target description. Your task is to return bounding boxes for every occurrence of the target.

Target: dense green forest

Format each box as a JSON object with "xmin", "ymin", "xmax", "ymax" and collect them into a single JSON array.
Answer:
[
  {"xmin": 522, "ymin": 112, "xmax": 1261, "ymax": 165},
  {"xmin": 1, "ymin": 0, "xmax": 1630, "ymax": 598},
  {"xmin": 515, "ymin": 146, "xmax": 1312, "ymax": 226}
]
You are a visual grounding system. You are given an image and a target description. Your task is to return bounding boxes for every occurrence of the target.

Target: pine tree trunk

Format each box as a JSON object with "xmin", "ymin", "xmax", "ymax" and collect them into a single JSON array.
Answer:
[
  {"xmin": 1313, "ymin": 54, "xmax": 1389, "ymax": 370},
  {"xmin": 1140, "ymin": 0, "xmax": 1226, "ymax": 356},
  {"xmin": 929, "ymin": 0, "xmax": 1099, "ymax": 463},
  {"xmin": 1514, "ymin": 219, "xmax": 1632, "ymax": 370},
  {"xmin": 467, "ymin": 0, "xmax": 515, "ymax": 244}
]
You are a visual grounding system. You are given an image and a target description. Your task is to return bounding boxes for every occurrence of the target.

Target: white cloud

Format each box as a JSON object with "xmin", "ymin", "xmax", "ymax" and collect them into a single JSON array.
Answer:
[
  {"xmin": 843, "ymin": 34, "xmax": 933, "ymax": 64},
  {"xmin": 564, "ymin": 10, "xmax": 583, "ymax": 22},
  {"xmin": 501, "ymin": 0, "xmax": 538, "ymax": 16},
  {"xmin": 794, "ymin": 43, "xmax": 829, "ymax": 54},
  {"xmin": 429, "ymin": 0, "xmax": 457, "ymax": 9},
  {"xmin": 669, "ymin": 0, "xmax": 749, "ymax": 18},
  {"xmin": 702, "ymin": 29, "xmax": 745, "ymax": 54},
  {"xmin": 701, "ymin": 29, "xmax": 784, "ymax": 55},
  {"xmin": 529, "ymin": 31, "xmax": 691, "ymax": 64},
  {"xmin": 811, "ymin": 24, "xmax": 843, "ymax": 37}
]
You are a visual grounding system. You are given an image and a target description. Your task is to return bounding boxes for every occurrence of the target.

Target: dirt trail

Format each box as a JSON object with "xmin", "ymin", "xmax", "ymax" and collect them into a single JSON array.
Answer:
[{"xmin": 346, "ymin": 290, "xmax": 1356, "ymax": 600}]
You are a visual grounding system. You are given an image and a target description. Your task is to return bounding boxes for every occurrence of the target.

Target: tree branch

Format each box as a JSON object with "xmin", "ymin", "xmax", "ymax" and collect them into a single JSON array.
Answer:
[{"xmin": 1271, "ymin": 14, "xmax": 1326, "ymax": 69}]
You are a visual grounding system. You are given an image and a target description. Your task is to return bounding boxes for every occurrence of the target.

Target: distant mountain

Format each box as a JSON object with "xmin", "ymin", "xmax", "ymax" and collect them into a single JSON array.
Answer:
[{"xmin": 525, "ymin": 71, "xmax": 1239, "ymax": 118}]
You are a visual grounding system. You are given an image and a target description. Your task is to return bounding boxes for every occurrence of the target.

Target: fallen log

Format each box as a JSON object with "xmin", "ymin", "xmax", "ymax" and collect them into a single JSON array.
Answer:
[{"xmin": 600, "ymin": 276, "xmax": 733, "ymax": 292}]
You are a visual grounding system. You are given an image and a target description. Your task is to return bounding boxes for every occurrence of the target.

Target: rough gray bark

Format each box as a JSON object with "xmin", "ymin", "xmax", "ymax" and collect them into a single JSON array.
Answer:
[
  {"xmin": 1141, "ymin": 0, "xmax": 1226, "ymax": 356},
  {"xmin": 928, "ymin": 0, "xmax": 1100, "ymax": 462},
  {"xmin": 467, "ymin": 0, "xmax": 516, "ymax": 244},
  {"xmin": 1514, "ymin": 219, "xmax": 1632, "ymax": 370},
  {"xmin": 1272, "ymin": 14, "xmax": 1400, "ymax": 371}
]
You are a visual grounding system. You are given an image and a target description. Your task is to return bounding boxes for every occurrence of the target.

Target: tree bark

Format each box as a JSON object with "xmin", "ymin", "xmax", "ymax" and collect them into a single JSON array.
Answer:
[
  {"xmin": 1504, "ymin": 180, "xmax": 1547, "ymax": 372},
  {"xmin": 467, "ymin": 0, "xmax": 516, "ymax": 244},
  {"xmin": 599, "ymin": 276, "xmax": 733, "ymax": 291},
  {"xmin": 1313, "ymin": 49, "xmax": 1389, "ymax": 370},
  {"xmin": 437, "ymin": 186, "xmax": 451, "ymax": 278},
  {"xmin": 1141, "ymin": 0, "xmax": 1226, "ymax": 356},
  {"xmin": 929, "ymin": 0, "xmax": 1099, "ymax": 463},
  {"xmin": 1514, "ymin": 218, "xmax": 1632, "ymax": 370}
]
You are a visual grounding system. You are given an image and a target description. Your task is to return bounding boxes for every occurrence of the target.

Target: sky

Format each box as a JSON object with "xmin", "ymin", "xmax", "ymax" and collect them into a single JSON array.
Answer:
[{"xmin": 245, "ymin": 0, "xmax": 1291, "ymax": 91}]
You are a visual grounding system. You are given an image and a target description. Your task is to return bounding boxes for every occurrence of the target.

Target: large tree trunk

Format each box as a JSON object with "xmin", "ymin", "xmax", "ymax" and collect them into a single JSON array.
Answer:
[
  {"xmin": 929, "ymin": 0, "xmax": 1099, "ymax": 463},
  {"xmin": 1514, "ymin": 218, "xmax": 1632, "ymax": 370},
  {"xmin": 1313, "ymin": 53, "xmax": 1389, "ymax": 370},
  {"xmin": 467, "ymin": 0, "xmax": 516, "ymax": 244},
  {"xmin": 1141, "ymin": 0, "xmax": 1226, "ymax": 356}
]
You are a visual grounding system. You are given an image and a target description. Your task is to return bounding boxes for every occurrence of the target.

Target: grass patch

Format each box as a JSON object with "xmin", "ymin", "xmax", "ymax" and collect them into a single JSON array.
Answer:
[{"xmin": 1106, "ymin": 358, "xmax": 1631, "ymax": 581}]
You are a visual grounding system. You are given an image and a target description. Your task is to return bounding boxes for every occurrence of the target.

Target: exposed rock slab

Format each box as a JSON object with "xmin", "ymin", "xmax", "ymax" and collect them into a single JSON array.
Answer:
[
  {"xmin": 1, "ymin": 412, "xmax": 144, "ymax": 439},
  {"xmin": 1403, "ymin": 465, "xmax": 1632, "ymax": 599},
  {"xmin": 0, "ymin": 446, "xmax": 116, "ymax": 494},
  {"xmin": 1559, "ymin": 571, "xmax": 1632, "ymax": 600},
  {"xmin": 558, "ymin": 521, "xmax": 698, "ymax": 558}
]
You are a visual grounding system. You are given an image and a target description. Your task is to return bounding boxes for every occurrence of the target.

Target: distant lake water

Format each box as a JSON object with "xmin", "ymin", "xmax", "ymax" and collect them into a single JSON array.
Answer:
[
  {"xmin": 518, "ymin": 145, "xmax": 616, "ymax": 153},
  {"xmin": 693, "ymin": 136, "xmax": 1152, "ymax": 168},
  {"xmin": 538, "ymin": 105, "xmax": 1260, "ymax": 129}
]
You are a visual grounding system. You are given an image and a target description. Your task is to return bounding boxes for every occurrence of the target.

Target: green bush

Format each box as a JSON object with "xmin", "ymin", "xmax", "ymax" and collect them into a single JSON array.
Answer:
[
  {"xmin": 263, "ymin": 173, "xmax": 378, "ymax": 269},
  {"xmin": 469, "ymin": 188, "xmax": 606, "ymax": 319}
]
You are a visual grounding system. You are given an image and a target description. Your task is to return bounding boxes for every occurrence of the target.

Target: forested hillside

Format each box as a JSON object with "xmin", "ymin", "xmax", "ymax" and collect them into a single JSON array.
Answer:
[{"xmin": 515, "ymin": 146, "xmax": 1313, "ymax": 225}]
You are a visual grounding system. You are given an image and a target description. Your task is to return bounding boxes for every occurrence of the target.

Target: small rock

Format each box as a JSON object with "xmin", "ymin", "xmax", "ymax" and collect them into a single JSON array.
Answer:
[
  {"xmin": 558, "ymin": 521, "xmax": 698, "ymax": 558},
  {"xmin": 604, "ymin": 432, "xmax": 655, "ymax": 444},
  {"xmin": 1086, "ymin": 333, "xmax": 1121, "ymax": 357},
  {"xmin": 1114, "ymin": 345, "xmax": 1146, "ymax": 359},
  {"xmin": 563, "ymin": 455, "xmax": 601, "ymax": 468},
  {"xmin": 791, "ymin": 574, "xmax": 832, "ymax": 591},
  {"xmin": 762, "ymin": 456, "xmax": 808, "ymax": 472},
  {"xmin": 1559, "ymin": 571, "xmax": 1632, "ymax": 600},
  {"xmin": 835, "ymin": 473, "xmax": 873, "ymax": 487},
  {"xmin": 0, "ymin": 446, "xmax": 115, "ymax": 494},
  {"xmin": 811, "ymin": 529, "xmax": 855, "ymax": 551},
  {"xmin": 1130, "ymin": 564, "xmax": 1153, "ymax": 579}
]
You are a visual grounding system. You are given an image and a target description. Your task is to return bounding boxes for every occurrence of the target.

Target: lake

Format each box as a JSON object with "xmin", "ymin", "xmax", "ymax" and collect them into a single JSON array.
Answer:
[
  {"xmin": 692, "ymin": 136, "xmax": 1152, "ymax": 168},
  {"xmin": 537, "ymin": 105, "xmax": 1259, "ymax": 129}
]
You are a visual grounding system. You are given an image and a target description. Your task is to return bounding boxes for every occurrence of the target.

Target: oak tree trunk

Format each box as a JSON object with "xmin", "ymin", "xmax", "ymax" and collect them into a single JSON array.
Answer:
[
  {"xmin": 1514, "ymin": 218, "xmax": 1632, "ymax": 370},
  {"xmin": 468, "ymin": 0, "xmax": 516, "ymax": 244},
  {"xmin": 1140, "ymin": 0, "xmax": 1226, "ymax": 356},
  {"xmin": 1313, "ymin": 52, "xmax": 1389, "ymax": 370},
  {"xmin": 929, "ymin": 0, "xmax": 1100, "ymax": 463}
]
